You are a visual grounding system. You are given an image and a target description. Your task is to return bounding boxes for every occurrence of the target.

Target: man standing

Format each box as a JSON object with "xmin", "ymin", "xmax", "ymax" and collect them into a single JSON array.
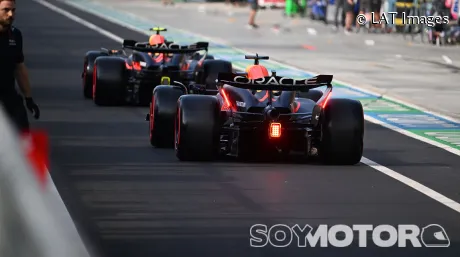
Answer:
[
  {"xmin": 369, "ymin": 0, "xmax": 383, "ymax": 32},
  {"xmin": 333, "ymin": 0, "xmax": 345, "ymax": 31},
  {"xmin": 343, "ymin": 0, "xmax": 356, "ymax": 34},
  {"xmin": 357, "ymin": 0, "xmax": 382, "ymax": 32},
  {"xmin": 0, "ymin": 0, "xmax": 40, "ymax": 132},
  {"xmin": 247, "ymin": 0, "xmax": 259, "ymax": 29}
]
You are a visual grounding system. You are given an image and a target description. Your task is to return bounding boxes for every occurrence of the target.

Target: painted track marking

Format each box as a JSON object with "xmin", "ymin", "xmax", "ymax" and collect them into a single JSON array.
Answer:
[
  {"xmin": 442, "ymin": 55, "xmax": 453, "ymax": 64},
  {"xmin": 36, "ymin": 0, "xmax": 460, "ymax": 216}
]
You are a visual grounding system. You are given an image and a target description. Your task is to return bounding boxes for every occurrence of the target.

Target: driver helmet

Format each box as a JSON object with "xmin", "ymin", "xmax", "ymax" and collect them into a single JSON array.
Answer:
[
  {"xmin": 149, "ymin": 34, "xmax": 165, "ymax": 45},
  {"xmin": 245, "ymin": 65, "xmax": 272, "ymax": 94},
  {"xmin": 245, "ymin": 64, "xmax": 269, "ymax": 79},
  {"xmin": 148, "ymin": 35, "xmax": 165, "ymax": 58}
]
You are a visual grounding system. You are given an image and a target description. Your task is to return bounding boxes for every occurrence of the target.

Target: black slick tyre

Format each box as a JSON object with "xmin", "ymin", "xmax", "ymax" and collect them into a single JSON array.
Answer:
[
  {"xmin": 175, "ymin": 95, "xmax": 220, "ymax": 161},
  {"xmin": 82, "ymin": 51, "xmax": 108, "ymax": 99},
  {"xmin": 319, "ymin": 98, "xmax": 364, "ymax": 165},
  {"xmin": 93, "ymin": 57, "xmax": 127, "ymax": 106},
  {"xmin": 149, "ymin": 85, "xmax": 184, "ymax": 148}
]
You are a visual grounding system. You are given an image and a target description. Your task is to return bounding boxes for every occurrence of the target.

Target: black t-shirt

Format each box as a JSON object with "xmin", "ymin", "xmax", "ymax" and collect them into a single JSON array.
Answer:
[{"xmin": 0, "ymin": 26, "xmax": 24, "ymax": 96}]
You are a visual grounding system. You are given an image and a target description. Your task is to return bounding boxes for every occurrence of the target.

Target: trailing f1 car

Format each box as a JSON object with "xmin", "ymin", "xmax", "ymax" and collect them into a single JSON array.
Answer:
[
  {"xmin": 81, "ymin": 27, "xmax": 216, "ymax": 106},
  {"xmin": 173, "ymin": 54, "xmax": 364, "ymax": 164}
]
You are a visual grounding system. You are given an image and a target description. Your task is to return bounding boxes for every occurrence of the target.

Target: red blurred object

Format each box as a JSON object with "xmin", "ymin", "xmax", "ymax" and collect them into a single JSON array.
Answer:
[
  {"xmin": 220, "ymin": 88, "xmax": 236, "ymax": 112},
  {"xmin": 319, "ymin": 90, "xmax": 332, "ymax": 108},
  {"xmin": 21, "ymin": 130, "xmax": 49, "ymax": 187}
]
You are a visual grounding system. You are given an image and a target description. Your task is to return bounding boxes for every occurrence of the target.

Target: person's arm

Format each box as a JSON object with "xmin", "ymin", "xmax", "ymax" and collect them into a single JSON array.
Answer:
[
  {"xmin": 15, "ymin": 63, "xmax": 32, "ymax": 98},
  {"xmin": 13, "ymin": 29, "xmax": 40, "ymax": 119},
  {"xmin": 13, "ymin": 30, "xmax": 32, "ymax": 98}
]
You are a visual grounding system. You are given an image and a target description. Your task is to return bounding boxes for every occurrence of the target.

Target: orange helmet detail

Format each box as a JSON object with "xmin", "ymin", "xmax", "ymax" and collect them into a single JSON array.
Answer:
[
  {"xmin": 246, "ymin": 65, "xmax": 269, "ymax": 80},
  {"xmin": 149, "ymin": 35, "xmax": 165, "ymax": 45}
]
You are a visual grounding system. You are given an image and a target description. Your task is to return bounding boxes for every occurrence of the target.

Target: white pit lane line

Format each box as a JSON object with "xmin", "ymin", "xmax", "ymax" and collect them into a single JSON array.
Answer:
[
  {"xmin": 442, "ymin": 55, "xmax": 453, "ymax": 65},
  {"xmin": 34, "ymin": 0, "xmax": 460, "ymax": 216}
]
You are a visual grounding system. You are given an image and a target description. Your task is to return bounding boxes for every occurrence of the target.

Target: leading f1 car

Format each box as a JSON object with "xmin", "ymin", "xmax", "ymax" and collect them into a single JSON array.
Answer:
[
  {"xmin": 173, "ymin": 54, "xmax": 364, "ymax": 164},
  {"xmin": 81, "ymin": 27, "xmax": 216, "ymax": 106}
]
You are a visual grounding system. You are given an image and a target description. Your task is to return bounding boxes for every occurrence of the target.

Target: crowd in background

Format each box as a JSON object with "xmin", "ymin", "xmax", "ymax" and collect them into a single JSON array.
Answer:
[
  {"xmin": 159, "ymin": 0, "xmax": 460, "ymax": 44},
  {"xmin": 236, "ymin": 0, "xmax": 459, "ymax": 43}
]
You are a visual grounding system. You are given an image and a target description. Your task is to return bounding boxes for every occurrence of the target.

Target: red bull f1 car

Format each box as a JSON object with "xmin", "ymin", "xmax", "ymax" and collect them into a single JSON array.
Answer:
[
  {"xmin": 81, "ymin": 27, "xmax": 217, "ymax": 106},
  {"xmin": 170, "ymin": 54, "xmax": 364, "ymax": 164}
]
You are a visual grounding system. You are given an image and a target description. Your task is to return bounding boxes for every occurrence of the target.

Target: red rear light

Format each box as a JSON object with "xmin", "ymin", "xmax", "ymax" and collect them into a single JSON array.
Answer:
[
  {"xmin": 320, "ymin": 90, "xmax": 332, "ymax": 108},
  {"xmin": 220, "ymin": 88, "xmax": 235, "ymax": 111},
  {"xmin": 269, "ymin": 123, "xmax": 281, "ymax": 138}
]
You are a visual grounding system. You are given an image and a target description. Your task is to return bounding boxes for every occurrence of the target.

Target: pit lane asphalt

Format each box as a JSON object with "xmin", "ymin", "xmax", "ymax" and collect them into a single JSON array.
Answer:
[{"xmin": 16, "ymin": 0, "xmax": 460, "ymax": 257}]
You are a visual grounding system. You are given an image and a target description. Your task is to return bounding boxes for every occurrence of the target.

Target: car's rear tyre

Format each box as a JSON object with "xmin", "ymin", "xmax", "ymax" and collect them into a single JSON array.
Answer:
[
  {"xmin": 149, "ymin": 85, "xmax": 185, "ymax": 148},
  {"xmin": 175, "ymin": 95, "xmax": 220, "ymax": 161},
  {"xmin": 93, "ymin": 57, "xmax": 127, "ymax": 106},
  {"xmin": 82, "ymin": 51, "xmax": 108, "ymax": 99},
  {"xmin": 201, "ymin": 60, "xmax": 232, "ymax": 90},
  {"xmin": 319, "ymin": 98, "xmax": 364, "ymax": 165}
]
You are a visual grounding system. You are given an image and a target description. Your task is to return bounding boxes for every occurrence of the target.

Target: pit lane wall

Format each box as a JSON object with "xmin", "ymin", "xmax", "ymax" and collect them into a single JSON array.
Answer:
[{"xmin": 0, "ymin": 107, "xmax": 93, "ymax": 257}]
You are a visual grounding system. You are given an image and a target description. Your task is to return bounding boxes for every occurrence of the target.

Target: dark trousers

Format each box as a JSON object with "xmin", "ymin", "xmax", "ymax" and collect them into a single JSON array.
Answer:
[
  {"xmin": 335, "ymin": 0, "xmax": 346, "ymax": 27},
  {"xmin": 1, "ymin": 94, "xmax": 30, "ymax": 132}
]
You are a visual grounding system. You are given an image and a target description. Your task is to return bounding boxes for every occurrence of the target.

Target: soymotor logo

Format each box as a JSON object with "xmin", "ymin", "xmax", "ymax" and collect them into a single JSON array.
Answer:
[{"xmin": 250, "ymin": 224, "xmax": 450, "ymax": 248}]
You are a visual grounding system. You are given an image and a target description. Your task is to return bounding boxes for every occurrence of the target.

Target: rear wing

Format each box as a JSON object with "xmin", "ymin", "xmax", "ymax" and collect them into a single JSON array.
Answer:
[
  {"xmin": 122, "ymin": 40, "xmax": 209, "ymax": 53},
  {"xmin": 216, "ymin": 72, "xmax": 332, "ymax": 92}
]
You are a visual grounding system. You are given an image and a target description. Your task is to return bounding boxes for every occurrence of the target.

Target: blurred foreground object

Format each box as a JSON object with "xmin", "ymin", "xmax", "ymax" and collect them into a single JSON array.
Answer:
[
  {"xmin": 20, "ymin": 130, "xmax": 48, "ymax": 188},
  {"xmin": 0, "ymin": 106, "xmax": 93, "ymax": 257}
]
